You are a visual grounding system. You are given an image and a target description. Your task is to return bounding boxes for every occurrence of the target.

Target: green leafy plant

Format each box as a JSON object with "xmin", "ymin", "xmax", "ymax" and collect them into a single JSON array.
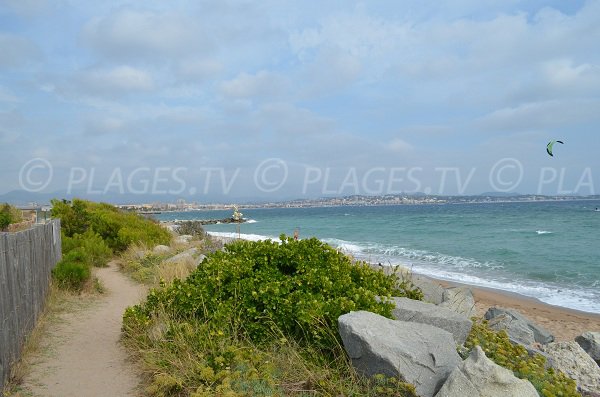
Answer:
[
  {"xmin": 62, "ymin": 230, "xmax": 113, "ymax": 267},
  {"xmin": 52, "ymin": 249, "xmax": 91, "ymax": 290},
  {"xmin": 0, "ymin": 203, "xmax": 22, "ymax": 231},
  {"xmin": 51, "ymin": 198, "xmax": 171, "ymax": 251},
  {"xmin": 465, "ymin": 319, "xmax": 580, "ymax": 397},
  {"xmin": 126, "ymin": 236, "xmax": 421, "ymax": 351}
]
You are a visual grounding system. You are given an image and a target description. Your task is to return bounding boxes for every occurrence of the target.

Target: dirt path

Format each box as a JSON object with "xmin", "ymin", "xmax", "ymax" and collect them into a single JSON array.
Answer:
[{"xmin": 18, "ymin": 262, "xmax": 146, "ymax": 397}]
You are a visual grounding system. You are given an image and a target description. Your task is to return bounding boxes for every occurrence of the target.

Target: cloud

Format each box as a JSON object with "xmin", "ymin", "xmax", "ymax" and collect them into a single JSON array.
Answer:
[
  {"xmin": 75, "ymin": 66, "xmax": 154, "ymax": 97},
  {"xmin": 220, "ymin": 71, "xmax": 289, "ymax": 99},
  {"xmin": 387, "ymin": 138, "xmax": 414, "ymax": 154},
  {"xmin": 83, "ymin": 8, "xmax": 212, "ymax": 60},
  {"xmin": 177, "ymin": 58, "xmax": 223, "ymax": 82},
  {"xmin": 476, "ymin": 99, "xmax": 600, "ymax": 131},
  {"xmin": 0, "ymin": 33, "xmax": 41, "ymax": 69}
]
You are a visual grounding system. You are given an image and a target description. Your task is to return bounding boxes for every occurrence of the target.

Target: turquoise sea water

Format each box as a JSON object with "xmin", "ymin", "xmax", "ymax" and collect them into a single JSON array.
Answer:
[{"xmin": 157, "ymin": 201, "xmax": 600, "ymax": 314}]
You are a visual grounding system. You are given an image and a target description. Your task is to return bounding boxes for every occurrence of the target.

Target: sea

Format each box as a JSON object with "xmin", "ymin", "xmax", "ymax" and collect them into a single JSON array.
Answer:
[{"xmin": 156, "ymin": 200, "xmax": 600, "ymax": 314}]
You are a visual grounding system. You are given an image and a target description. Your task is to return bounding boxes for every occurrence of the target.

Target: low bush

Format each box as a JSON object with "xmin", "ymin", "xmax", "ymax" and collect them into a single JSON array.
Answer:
[
  {"xmin": 51, "ymin": 199, "xmax": 171, "ymax": 252},
  {"xmin": 126, "ymin": 236, "xmax": 422, "ymax": 352},
  {"xmin": 62, "ymin": 230, "xmax": 112, "ymax": 267},
  {"xmin": 52, "ymin": 249, "xmax": 91, "ymax": 291},
  {"xmin": 0, "ymin": 203, "xmax": 22, "ymax": 231},
  {"xmin": 464, "ymin": 319, "xmax": 580, "ymax": 397}
]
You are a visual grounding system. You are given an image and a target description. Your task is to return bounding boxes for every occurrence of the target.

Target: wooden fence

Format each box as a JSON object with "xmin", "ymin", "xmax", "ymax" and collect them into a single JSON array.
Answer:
[{"xmin": 0, "ymin": 219, "xmax": 61, "ymax": 390}]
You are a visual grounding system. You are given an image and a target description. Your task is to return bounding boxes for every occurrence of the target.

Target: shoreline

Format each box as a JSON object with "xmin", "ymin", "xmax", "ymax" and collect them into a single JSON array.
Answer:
[
  {"xmin": 433, "ymin": 277, "xmax": 600, "ymax": 342},
  {"xmin": 207, "ymin": 233, "xmax": 600, "ymax": 342}
]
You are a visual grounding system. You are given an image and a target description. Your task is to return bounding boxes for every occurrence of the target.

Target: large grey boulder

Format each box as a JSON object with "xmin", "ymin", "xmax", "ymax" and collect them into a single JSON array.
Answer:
[
  {"xmin": 542, "ymin": 341, "xmax": 600, "ymax": 395},
  {"xmin": 487, "ymin": 313, "xmax": 536, "ymax": 346},
  {"xmin": 164, "ymin": 247, "xmax": 198, "ymax": 264},
  {"xmin": 174, "ymin": 234, "xmax": 193, "ymax": 244},
  {"xmin": 439, "ymin": 287, "xmax": 476, "ymax": 318},
  {"xmin": 484, "ymin": 307, "xmax": 554, "ymax": 344},
  {"xmin": 339, "ymin": 311, "xmax": 461, "ymax": 397},
  {"xmin": 435, "ymin": 346, "xmax": 538, "ymax": 397},
  {"xmin": 410, "ymin": 275, "xmax": 445, "ymax": 304},
  {"xmin": 153, "ymin": 244, "xmax": 171, "ymax": 254},
  {"xmin": 576, "ymin": 332, "xmax": 600, "ymax": 365},
  {"xmin": 391, "ymin": 297, "xmax": 472, "ymax": 345}
]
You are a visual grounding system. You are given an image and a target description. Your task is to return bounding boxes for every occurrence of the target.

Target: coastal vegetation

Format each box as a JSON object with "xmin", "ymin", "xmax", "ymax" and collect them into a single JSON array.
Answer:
[
  {"xmin": 465, "ymin": 319, "xmax": 580, "ymax": 396},
  {"xmin": 123, "ymin": 237, "xmax": 422, "ymax": 396},
  {"xmin": 50, "ymin": 199, "xmax": 171, "ymax": 290},
  {"xmin": 0, "ymin": 203, "xmax": 23, "ymax": 231}
]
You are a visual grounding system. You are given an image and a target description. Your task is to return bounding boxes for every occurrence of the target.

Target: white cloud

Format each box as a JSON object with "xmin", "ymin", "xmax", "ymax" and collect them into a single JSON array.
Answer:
[
  {"xmin": 220, "ymin": 71, "xmax": 288, "ymax": 99},
  {"xmin": 76, "ymin": 66, "xmax": 154, "ymax": 97},
  {"xmin": 177, "ymin": 58, "xmax": 223, "ymax": 81},
  {"xmin": 387, "ymin": 138, "xmax": 414, "ymax": 153},
  {"xmin": 83, "ymin": 9, "xmax": 211, "ymax": 60}
]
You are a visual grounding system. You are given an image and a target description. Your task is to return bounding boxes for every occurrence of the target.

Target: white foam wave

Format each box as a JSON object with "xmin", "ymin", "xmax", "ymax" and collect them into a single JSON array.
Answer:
[
  {"xmin": 245, "ymin": 219, "xmax": 258, "ymax": 224},
  {"xmin": 207, "ymin": 231, "xmax": 277, "ymax": 243},
  {"xmin": 536, "ymin": 230, "xmax": 553, "ymax": 235}
]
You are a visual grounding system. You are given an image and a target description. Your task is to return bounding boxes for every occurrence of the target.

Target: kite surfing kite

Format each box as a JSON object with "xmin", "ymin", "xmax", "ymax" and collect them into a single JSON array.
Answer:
[{"xmin": 546, "ymin": 140, "xmax": 564, "ymax": 157}]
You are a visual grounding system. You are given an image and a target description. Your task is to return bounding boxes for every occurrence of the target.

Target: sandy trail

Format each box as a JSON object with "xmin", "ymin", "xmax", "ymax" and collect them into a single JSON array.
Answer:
[{"xmin": 19, "ymin": 262, "xmax": 145, "ymax": 397}]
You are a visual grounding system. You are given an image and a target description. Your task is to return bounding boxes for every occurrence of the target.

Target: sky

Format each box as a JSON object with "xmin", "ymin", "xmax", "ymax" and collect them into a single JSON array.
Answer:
[{"xmin": 1, "ymin": 0, "xmax": 599, "ymax": 203}]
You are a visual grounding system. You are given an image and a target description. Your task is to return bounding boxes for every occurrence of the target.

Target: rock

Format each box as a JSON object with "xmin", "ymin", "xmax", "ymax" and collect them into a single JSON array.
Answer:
[
  {"xmin": 542, "ymin": 341, "xmax": 600, "ymax": 395},
  {"xmin": 195, "ymin": 254, "xmax": 206, "ymax": 266},
  {"xmin": 164, "ymin": 248, "xmax": 198, "ymax": 264},
  {"xmin": 576, "ymin": 332, "xmax": 600, "ymax": 365},
  {"xmin": 484, "ymin": 307, "xmax": 554, "ymax": 344},
  {"xmin": 435, "ymin": 346, "xmax": 538, "ymax": 397},
  {"xmin": 174, "ymin": 234, "xmax": 193, "ymax": 244},
  {"xmin": 339, "ymin": 311, "xmax": 461, "ymax": 397},
  {"xmin": 487, "ymin": 313, "xmax": 536, "ymax": 346},
  {"xmin": 153, "ymin": 245, "xmax": 171, "ymax": 254},
  {"xmin": 390, "ymin": 297, "xmax": 473, "ymax": 345},
  {"xmin": 439, "ymin": 287, "xmax": 476, "ymax": 318},
  {"xmin": 410, "ymin": 275, "xmax": 445, "ymax": 304}
]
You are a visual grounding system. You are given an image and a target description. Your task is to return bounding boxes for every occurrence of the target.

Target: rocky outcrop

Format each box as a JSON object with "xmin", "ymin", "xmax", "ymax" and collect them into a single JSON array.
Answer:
[
  {"xmin": 576, "ymin": 332, "xmax": 600, "ymax": 365},
  {"xmin": 542, "ymin": 341, "xmax": 600, "ymax": 395},
  {"xmin": 484, "ymin": 307, "xmax": 554, "ymax": 344},
  {"xmin": 153, "ymin": 245, "xmax": 171, "ymax": 254},
  {"xmin": 487, "ymin": 313, "xmax": 536, "ymax": 346},
  {"xmin": 338, "ymin": 311, "xmax": 461, "ymax": 397},
  {"xmin": 410, "ymin": 275, "xmax": 445, "ymax": 304},
  {"xmin": 164, "ymin": 248, "xmax": 198, "ymax": 264},
  {"xmin": 439, "ymin": 287, "xmax": 476, "ymax": 318},
  {"xmin": 390, "ymin": 297, "xmax": 472, "ymax": 344},
  {"xmin": 174, "ymin": 234, "xmax": 193, "ymax": 244},
  {"xmin": 434, "ymin": 346, "xmax": 538, "ymax": 397}
]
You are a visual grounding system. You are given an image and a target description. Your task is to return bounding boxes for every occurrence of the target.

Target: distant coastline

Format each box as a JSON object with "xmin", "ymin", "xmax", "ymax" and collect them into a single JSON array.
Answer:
[{"xmin": 121, "ymin": 193, "xmax": 600, "ymax": 213}]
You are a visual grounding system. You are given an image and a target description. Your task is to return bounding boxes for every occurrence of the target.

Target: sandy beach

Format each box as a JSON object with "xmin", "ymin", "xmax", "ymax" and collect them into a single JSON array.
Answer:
[{"xmin": 432, "ymin": 278, "xmax": 600, "ymax": 342}]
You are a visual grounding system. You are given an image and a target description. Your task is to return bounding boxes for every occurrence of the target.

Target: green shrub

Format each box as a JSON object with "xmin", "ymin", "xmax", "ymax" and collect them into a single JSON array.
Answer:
[
  {"xmin": 0, "ymin": 211, "xmax": 10, "ymax": 231},
  {"xmin": 51, "ymin": 198, "xmax": 171, "ymax": 251},
  {"xmin": 0, "ymin": 203, "xmax": 22, "ymax": 231},
  {"xmin": 465, "ymin": 320, "xmax": 580, "ymax": 397},
  {"xmin": 52, "ymin": 249, "xmax": 91, "ymax": 291},
  {"xmin": 127, "ymin": 236, "xmax": 421, "ymax": 352},
  {"xmin": 62, "ymin": 230, "xmax": 113, "ymax": 267}
]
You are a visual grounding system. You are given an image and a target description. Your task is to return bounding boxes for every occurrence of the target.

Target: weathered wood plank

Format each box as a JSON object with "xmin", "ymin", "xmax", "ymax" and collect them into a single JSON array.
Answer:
[{"xmin": 0, "ymin": 220, "xmax": 61, "ymax": 390}]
